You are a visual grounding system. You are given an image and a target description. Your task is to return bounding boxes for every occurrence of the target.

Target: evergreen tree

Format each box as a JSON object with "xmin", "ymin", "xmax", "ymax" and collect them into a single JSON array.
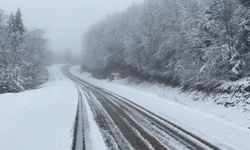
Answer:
[
  {"xmin": 0, "ymin": 8, "xmax": 49, "ymax": 93},
  {"xmin": 8, "ymin": 8, "xmax": 25, "ymax": 35},
  {"xmin": 7, "ymin": 8, "xmax": 25, "ymax": 52}
]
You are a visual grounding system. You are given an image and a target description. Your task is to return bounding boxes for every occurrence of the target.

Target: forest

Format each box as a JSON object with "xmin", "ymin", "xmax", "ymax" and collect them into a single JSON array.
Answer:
[
  {"xmin": 82, "ymin": 0, "xmax": 250, "ymax": 92},
  {"xmin": 0, "ymin": 9, "xmax": 50, "ymax": 93}
]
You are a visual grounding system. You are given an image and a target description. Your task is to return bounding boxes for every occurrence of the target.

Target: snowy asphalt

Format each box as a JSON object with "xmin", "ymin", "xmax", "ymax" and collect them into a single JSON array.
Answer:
[
  {"xmin": 63, "ymin": 66, "xmax": 220, "ymax": 150},
  {"xmin": 72, "ymin": 88, "xmax": 85, "ymax": 150}
]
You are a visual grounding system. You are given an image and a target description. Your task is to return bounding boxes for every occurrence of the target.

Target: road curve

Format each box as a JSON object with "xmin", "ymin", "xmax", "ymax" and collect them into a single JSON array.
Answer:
[{"xmin": 63, "ymin": 66, "xmax": 220, "ymax": 150}]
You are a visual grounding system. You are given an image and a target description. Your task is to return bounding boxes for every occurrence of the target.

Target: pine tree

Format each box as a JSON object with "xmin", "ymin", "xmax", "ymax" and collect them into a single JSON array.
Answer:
[
  {"xmin": 7, "ymin": 8, "xmax": 25, "ymax": 51},
  {"xmin": 8, "ymin": 8, "xmax": 25, "ymax": 35},
  {"xmin": 14, "ymin": 8, "xmax": 25, "ymax": 35},
  {"xmin": 0, "ymin": 9, "xmax": 49, "ymax": 93}
]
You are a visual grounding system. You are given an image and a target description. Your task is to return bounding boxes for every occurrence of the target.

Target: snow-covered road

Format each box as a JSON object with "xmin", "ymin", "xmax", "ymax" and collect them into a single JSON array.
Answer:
[
  {"xmin": 68, "ymin": 66, "xmax": 250, "ymax": 150},
  {"xmin": 1, "ymin": 65, "xmax": 250, "ymax": 150},
  {"xmin": 64, "ymin": 66, "xmax": 221, "ymax": 150}
]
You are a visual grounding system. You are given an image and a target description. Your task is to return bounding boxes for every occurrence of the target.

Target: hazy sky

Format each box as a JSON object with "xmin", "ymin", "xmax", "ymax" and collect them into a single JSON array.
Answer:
[{"xmin": 0, "ymin": 0, "xmax": 143, "ymax": 55}]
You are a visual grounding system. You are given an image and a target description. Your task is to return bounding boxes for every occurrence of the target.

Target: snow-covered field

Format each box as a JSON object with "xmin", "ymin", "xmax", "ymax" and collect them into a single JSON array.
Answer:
[
  {"xmin": 0, "ymin": 65, "xmax": 78, "ymax": 150},
  {"xmin": 71, "ymin": 66, "xmax": 250, "ymax": 150}
]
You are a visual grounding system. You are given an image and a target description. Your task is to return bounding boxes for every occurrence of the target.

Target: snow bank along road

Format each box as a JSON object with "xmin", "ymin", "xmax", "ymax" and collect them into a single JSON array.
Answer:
[{"xmin": 63, "ymin": 66, "xmax": 220, "ymax": 150}]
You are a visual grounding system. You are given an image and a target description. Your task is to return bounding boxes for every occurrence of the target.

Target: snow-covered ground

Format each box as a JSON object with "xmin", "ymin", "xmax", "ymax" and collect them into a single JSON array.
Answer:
[
  {"xmin": 71, "ymin": 66, "xmax": 250, "ymax": 150},
  {"xmin": 0, "ymin": 65, "xmax": 78, "ymax": 150},
  {"xmin": 1, "ymin": 65, "xmax": 249, "ymax": 150},
  {"xmin": 111, "ymin": 79, "xmax": 250, "ymax": 129}
]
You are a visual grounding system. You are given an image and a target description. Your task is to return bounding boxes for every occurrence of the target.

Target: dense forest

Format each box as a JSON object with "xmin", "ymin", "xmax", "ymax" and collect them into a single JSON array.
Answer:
[
  {"xmin": 82, "ymin": 0, "xmax": 250, "ymax": 92},
  {"xmin": 0, "ymin": 9, "xmax": 50, "ymax": 93}
]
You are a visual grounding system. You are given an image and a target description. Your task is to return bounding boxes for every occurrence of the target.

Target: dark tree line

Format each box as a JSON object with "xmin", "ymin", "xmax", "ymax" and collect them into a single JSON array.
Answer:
[
  {"xmin": 82, "ymin": 0, "xmax": 250, "ymax": 91},
  {"xmin": 0, "ymin": 9, "xmax": 50, "ymax": 93}
]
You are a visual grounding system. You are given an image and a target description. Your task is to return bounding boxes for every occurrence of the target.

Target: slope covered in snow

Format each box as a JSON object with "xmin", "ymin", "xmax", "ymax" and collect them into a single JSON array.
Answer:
[
  {"xmin": 0, "ymin": 65, "xmax": 78, "ymax": 150},
  {"xmin": 110, "ymin": 77, "xmax": 250, "ymax": 129}
]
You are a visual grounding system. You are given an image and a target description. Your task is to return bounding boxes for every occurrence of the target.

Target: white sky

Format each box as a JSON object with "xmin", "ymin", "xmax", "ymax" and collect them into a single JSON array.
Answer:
[{"xmin": 0, "ymin": 0, "xmax": 143, "ymax": 55}]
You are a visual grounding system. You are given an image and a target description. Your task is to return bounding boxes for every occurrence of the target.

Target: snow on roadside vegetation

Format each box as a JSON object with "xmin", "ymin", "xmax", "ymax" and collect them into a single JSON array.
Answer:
[
  {"xmin": 71, "ymin": 66, "xmax": 250, "ymax": 150},
  {"xmin": 0, "ymin": 65, "xmax": 78, "ymax": 150}
]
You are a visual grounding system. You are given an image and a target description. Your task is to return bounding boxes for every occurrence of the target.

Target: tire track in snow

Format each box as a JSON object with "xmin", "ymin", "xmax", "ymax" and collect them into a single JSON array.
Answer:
[
  {"xmin": 65, "ymin": 67, "xmax": 168, "ymax": 150},
  {"xmin": 63, "ymin": 66, "xmax": 221, "ymax": 150},
  {"xmin": 72, "ymin": 88, "xmax": 85, "ymax": 150},
  {"xmin": 65, "ymin": 67, "xmax": 132, "ymax": 150},
  {"xmin": 83, "ymin": 89, "xmax": 133, "ymax": 150}
]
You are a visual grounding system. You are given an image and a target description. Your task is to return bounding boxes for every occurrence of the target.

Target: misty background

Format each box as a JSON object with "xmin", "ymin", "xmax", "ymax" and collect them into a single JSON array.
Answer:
[
  {"xmin": 1, "ymin": 0, "xmax": 249, "ymax": 94},
  {"xmin": 0, "ymin": 0, "xmax": 143, "ymax": 55}
]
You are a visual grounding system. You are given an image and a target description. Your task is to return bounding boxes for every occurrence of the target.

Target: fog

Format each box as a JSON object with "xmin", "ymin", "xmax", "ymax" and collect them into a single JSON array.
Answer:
[{"xmin": 0, "ymin": 0, "xmax": 143, "ymax": 55}]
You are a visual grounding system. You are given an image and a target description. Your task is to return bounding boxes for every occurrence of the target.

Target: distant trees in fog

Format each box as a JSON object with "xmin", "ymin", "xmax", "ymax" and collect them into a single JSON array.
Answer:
[
  {"xmin": 82, "ymin": 0, "xmax": 250, "ymax": 91},
  {"xmin": 52, "ymin": 47, "xmax": 80, "ymax": 65},
  {"xmin": 0, "ymin": 9, "xmax": 50, "ymax": 93}
]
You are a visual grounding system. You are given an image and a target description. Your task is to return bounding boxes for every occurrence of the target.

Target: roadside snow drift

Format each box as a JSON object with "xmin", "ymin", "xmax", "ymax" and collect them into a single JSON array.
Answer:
[{"xmin": 0, "ymin": 65, "xmax": 78, "ymax": 150}]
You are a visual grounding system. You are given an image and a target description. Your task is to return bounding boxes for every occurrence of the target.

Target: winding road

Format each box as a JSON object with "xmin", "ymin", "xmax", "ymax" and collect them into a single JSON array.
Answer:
[{"xmin": 62, "ymin": 66, "xmax": 220, "ymax": 150}]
